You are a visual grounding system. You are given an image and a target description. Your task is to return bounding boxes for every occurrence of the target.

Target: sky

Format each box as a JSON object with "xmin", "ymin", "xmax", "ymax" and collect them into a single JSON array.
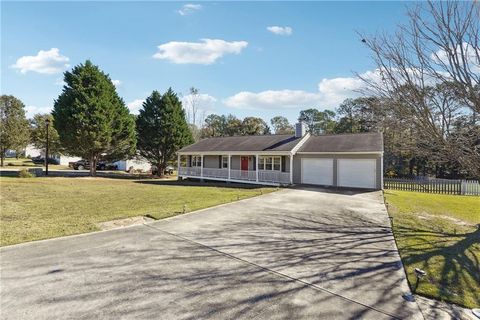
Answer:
[{"xmin": 1, "ymin": 1, "xmax": 411, "ymax": 124}]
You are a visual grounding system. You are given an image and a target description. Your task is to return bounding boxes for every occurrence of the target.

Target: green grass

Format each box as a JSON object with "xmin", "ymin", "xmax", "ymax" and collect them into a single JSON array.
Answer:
[
  {"xmin": 384, "ymin": 190, "xmax": 480, "ymax": 308},
  {"xmin": 0, "ymin": 177, "xmax": 276, "ymax": 246},
  {"xmin": 2, "ymin": 158, "xmax": 69, "ymax": 170}
]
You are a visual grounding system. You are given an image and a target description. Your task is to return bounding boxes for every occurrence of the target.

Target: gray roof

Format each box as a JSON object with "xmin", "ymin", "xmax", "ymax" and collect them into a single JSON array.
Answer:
[
  {"xmin": 298, "ymin": 132, "xmax": 383, "ymax": 153},
  {"xmin": 178, "ymin": 132, "xmax": 383, "ymax": 154},
  {"xmin": 178, "ymin": 135, "xmax": 301, "ymax": 153}
]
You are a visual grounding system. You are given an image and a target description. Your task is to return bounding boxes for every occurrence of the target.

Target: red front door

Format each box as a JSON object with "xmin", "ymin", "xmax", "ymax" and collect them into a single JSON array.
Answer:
[{"xmin": 241, "ymin": 157, "xmax": 249, "ymax": 171}]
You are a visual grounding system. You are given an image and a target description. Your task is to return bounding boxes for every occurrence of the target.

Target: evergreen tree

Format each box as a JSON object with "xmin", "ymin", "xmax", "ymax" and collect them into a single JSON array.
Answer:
[
  {"xmin": 52, "ymin": 60, "xmax": 136, "ymax": 176},
  {"xmin": 136, "ymin": 89, "xmax": 193, "ymax": 177},
  {"xmin": 30, "ymin": 113, "xmax": 62, "ymax": 156},
  {"xmin": 0, "ymin": 95, "xmax": 30, "ymax": 166}
]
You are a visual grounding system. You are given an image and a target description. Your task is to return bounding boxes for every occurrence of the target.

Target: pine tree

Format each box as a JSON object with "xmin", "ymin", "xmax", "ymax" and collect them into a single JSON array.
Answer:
[
  {"xmin": 0, "ymin": 95, "xmax": 30, "ymax": 166},
  {"xmin": 52, "ymin": 60, "xmax": 136, "ymax": 176},
  {"xmin": 136, "ymin": 89, "xmax": 193, "ymax": 177}
]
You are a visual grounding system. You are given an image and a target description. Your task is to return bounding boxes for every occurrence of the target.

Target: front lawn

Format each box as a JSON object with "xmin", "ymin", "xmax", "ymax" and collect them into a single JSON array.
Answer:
[
  {"xmin": 0, "ymin": 177, "xmax": 276, "ymax": 246},
  {"xmin": 384, "ymin": 190, "xmax": 480, "ymax": 308},
  {"xmin": 1, "ymin": 158, "xmax": 69, "ymax": 170}
]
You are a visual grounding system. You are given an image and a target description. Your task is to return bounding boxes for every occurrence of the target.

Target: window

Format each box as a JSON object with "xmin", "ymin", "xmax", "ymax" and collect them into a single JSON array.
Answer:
[
  {"xmin": 192, "ymin": 156, "xmax": 202, "ymax": 167},
  {"xmin": 265, "ymin": 157, "xmax": 273, "ymax": 170},
  {"xmin": 259, "ymin": 156, "xmax": 281, "ymax": 171},
  {"xmin": 259, "ymin": 157, "xmax": 265, "ymax": 169},
  {"xmin": 221, "ymin": 156, "xmax": 228, "ymax": 169},
  {"xmin": 273, "ymin": 157, "xmax": 281, "ymax": 171}
]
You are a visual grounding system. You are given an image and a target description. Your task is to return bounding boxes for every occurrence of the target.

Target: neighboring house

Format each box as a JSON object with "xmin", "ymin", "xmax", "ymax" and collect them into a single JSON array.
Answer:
[
  {"xmin": 24, "ymin": 144, "xmax": 82, "ymax": 166},
  {"xmin": 177, "ymin": 123, "xmax": 384, "ymax": 189},
  {"xmin": 114, "ymin": 158, "xmax": 151, "ymax": 172}
]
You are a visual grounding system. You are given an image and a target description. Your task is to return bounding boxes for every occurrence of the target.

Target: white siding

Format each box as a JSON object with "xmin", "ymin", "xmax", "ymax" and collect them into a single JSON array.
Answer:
[
  {"xmin": 58, "ymin": 156, "xmax": 82, "ymax": 166},
  {"xmin": 115, "ymin": 158, "xmax": 151, "ymax": 172}
]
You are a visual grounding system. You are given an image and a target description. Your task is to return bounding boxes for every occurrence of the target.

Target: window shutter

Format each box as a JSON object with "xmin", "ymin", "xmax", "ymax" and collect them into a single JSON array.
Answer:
[
  {"xmin": 219, "ymin": 156, "xmax": 222, "ymax": 168},
  {"xmin": 281, "ymin": 156, "xmax": 286, "ymax": 172}
]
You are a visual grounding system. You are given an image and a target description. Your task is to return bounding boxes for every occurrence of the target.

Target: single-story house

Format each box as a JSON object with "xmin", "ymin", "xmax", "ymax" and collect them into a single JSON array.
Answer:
[
  {"xmin": 177, "ymin": 123, "xmax": 384, "ymax": 189},
  {"xmin": 24, "ymin": 144, "xmax": 82, "ymax": 166}
]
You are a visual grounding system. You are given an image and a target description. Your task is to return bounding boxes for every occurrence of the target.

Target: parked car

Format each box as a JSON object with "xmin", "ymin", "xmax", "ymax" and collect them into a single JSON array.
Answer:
[
  {"xmin": 151, "ymin": 165, "xmax": 175, "ymax": 176},
  {"xmin": 72, "ymin": 160, "xmax": 118, "ymax": 171},
  {"xmin": 31, "ymin": 156, "xmax": 60, "ymax": 165}
]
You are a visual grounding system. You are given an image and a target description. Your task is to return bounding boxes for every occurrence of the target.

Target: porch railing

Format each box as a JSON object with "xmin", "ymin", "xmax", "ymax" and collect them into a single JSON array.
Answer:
[
  {"xmin": 178, "ymin": 166, "xmax": 292, "ymax": 184},
  {"xmin": 258, "ymin": 170, "xmax": 290, "ymax": 184},
  {"xmin": 203, "ymin": 168, "xmax": 229, "ymax": 179},
  {"xmin": 178, "ymin": 166, "xmax": 201, "ymax": 176},
  {"xmin": 230, "ymin": 169, "xmax": 256, "ymax": 181}
]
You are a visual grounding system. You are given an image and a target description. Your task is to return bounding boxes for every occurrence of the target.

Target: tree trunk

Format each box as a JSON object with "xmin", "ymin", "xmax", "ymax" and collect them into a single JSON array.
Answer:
[
  {"xmin": 156, "ymin": 158, "xmax": 165, "ymax": 178},
  {"xmin": 0, "ymin": 148, "xmax": 4, "ymax": 167},
  {"xmin": 90, "ymin": 154, "xmax": 97, "ymax": 177}
]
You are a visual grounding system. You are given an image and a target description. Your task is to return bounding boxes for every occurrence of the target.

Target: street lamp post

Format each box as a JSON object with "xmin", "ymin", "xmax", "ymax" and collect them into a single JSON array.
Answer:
[{"xmin": 45, "ymin": 118, "xmax": 51, "ymax": 176}]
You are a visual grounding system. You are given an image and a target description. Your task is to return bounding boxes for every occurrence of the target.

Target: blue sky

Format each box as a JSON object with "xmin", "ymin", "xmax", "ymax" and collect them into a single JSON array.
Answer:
[{"xmin": 1, "ymin": 1, "xmax": 410, "ymax": 123}]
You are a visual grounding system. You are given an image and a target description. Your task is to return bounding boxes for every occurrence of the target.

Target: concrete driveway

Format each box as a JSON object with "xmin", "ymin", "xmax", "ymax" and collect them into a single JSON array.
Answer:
[{"xmin": 0, "ymin": 187, "xmax": 422, "ymax": 319}]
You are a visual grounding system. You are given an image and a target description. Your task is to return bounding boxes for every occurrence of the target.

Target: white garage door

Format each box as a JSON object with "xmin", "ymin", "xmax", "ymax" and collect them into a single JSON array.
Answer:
[
  {"xmin": 301, "ymin": 158, "xmax": 334, "ymax": 186},
  {"xmin": 338, "ymin": 159, "xmax": 376, "ymax": 189}
]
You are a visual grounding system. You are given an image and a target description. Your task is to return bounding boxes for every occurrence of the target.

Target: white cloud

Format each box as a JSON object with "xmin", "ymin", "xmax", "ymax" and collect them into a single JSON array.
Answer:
[
  {"xmin": 224, "ymin": 90, "xmax": 321, "ymax": 110},
  {"xmin": 224, "ymin": 70, "xmax": 380, "ymax": 110},
  {"xmin": 25, "ymin": 105, "xmax": 52, "ymax": 118},
  {"xmin": 126, "ymin": 99, "xmax": 145, "ymax": 114},
  {"xmin": 153, "ymin": 39, "xmax": 248, "ymax": 64},
  {"xmin": 112, "ymin": 79, "xmax": 122, "ymax": 87},
  {"xmin": 12, "ymin": 48, "xmax": 69, "ymax": 74},
  {"xmin": 178, "ymin": 3, "xmax": 202, "ymax": 16},
  {"xmin": 431, "ymin": 42, "xmax": 480, "ymax": 73},
  {"xmin": 267, "ymin": 26, "xmax": 293, "ymax": 36}
]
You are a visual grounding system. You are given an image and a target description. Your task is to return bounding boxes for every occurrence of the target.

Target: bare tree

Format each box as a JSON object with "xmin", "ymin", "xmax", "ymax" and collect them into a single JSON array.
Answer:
[
  {"xmin": 185, "ymin": 87, "xmax": 199, "ymax": 126},
  {"xmin": 359, "ymin": 1, "xmax": 480, "ymax": 177}
]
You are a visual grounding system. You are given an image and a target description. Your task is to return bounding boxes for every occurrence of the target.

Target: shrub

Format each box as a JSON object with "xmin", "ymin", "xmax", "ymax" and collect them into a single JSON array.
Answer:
[
  {"xmin": 18, "ymin": 169, "xmax": 35, "ymax": 178},
  {"xmin": 7, "ymin": 163, "xmax": 15, "ymax": 166}
]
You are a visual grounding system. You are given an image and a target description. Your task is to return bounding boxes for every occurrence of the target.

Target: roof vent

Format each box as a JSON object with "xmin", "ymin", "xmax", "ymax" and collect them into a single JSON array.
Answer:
[{"xmin": 295, "ymin": 122, "xmax": 307, "ymax": 138}]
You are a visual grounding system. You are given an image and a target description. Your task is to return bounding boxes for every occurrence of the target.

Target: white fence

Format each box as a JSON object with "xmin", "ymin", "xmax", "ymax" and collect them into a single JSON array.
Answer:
[
  {"xmin": 385, "ymin": 177, "xmax": 479, "ymax": 196},
  {"xmin": 461, "ymin": 180, "xmax": 480, "ymax": 196}
]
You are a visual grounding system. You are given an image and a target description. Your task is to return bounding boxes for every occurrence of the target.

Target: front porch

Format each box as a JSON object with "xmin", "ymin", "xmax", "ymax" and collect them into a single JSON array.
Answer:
[{"xmin": 177, "ymin": 153, "xmax": 292, "ymax": 186}]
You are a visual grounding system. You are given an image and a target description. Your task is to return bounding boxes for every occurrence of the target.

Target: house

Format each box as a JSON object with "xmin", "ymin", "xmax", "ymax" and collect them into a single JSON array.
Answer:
[
  {"xmin": 177, "ymin": 123, "xmax": 384, "ymax": 189},
  {"xmin": 113, "ymin": 158, "xmax": 151, "ymax": 172},
  {"xmin": 24, "ymin": 144, "xmax": 82, "ymax": 166}
]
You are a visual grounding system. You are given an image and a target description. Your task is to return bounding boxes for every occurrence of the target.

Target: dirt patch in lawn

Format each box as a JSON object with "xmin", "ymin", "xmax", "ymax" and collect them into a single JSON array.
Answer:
[
  {"xmin": 417, "ymin": 212, "xmax": 474, "ymax": 227},
  {"xmin": 97, "ymin": 216, "xmax": 154, "ymax": 231}
]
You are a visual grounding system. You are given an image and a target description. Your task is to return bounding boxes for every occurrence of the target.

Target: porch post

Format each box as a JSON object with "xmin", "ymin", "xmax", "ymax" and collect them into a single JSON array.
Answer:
[
  {"xmin": 289, "ymin": 154, "xmax": 293, "ymax": 184},
  {"xmin": 177, "ymin": 153, "xmax": 180, "ymax": 178},
  {"xmin": 228, "ymin": 154, "xmax": 231, "ymax": 180},
  {"xmin": 256, "ymin": 154, "xmax": 259, "ymax": 182},
  {"xmin": 200, "ymin": 154, "xmax": 204, "ymax": 177}
]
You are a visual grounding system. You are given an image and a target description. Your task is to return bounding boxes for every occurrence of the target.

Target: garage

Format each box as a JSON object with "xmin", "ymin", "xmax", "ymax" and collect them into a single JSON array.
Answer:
[
  {"xmin": 337, "ymin": 159, "xmax": 376, "ymax": 189},
  {"xmin": 301, "ymin": 158, "xmax": 334, "ymax": 186}
]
